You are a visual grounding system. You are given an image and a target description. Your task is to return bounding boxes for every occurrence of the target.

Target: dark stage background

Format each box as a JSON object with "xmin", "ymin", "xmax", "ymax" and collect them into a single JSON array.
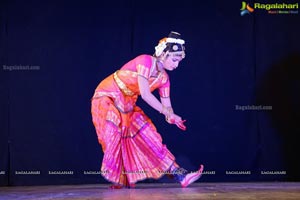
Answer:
[{"xmin": 1, "ymin": 0, "xmax": 300, "ymax": 186}]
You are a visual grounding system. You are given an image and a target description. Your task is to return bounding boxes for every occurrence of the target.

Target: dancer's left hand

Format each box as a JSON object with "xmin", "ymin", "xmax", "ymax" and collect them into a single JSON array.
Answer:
[
  {"xmin": 175, "ymin": 120, "xmax": 186, "ymax": 131},
  {"xmin": 166, "ymin": 113, "xmax": 187, "ymax": 131}
]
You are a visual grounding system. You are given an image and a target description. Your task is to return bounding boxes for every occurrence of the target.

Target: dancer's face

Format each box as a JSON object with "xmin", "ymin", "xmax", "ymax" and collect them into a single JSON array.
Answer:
[{"xmin": 162, "ymin": 53, "xmax": 184, "ymax": 71}]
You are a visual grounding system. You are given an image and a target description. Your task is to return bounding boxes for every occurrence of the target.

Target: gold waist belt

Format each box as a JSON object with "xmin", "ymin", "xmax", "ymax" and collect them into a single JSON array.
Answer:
[{"xmin": 113, "ymin": 71, "xmax": 135, "ymax": 96}]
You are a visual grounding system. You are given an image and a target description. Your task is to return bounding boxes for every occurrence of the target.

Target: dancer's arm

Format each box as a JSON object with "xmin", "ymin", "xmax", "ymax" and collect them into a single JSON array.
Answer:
[
  {"xmin": 138, "ymin": 75, "xmax": 183, "ymax": 123},
  {"xmin": 160, "ymin": 90, "xmax": 186, "ymax": 130},
  {"xmin": 160, "ymin": 97, "xmax": 184, "ymax": 124},
  {"xmin": 138, "ymin": 75, "xmax": 164, "ymax": 113},
  {"xmin": 160, "ymin": 96, "xmax": 172, "ymax": 108}
]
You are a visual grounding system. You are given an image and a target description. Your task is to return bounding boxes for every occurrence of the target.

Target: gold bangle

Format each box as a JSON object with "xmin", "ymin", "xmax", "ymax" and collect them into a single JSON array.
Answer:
[
  {"xmin": 166, "ymin": 107, "xmax": 174, "ymax": 115},
  {"xmin": 160, "ymin": 105, "xmax": 167, "ymax": 114},
  {"xmin": 160, "ymin": 106, "xmax": 173, "ymax": 118}
]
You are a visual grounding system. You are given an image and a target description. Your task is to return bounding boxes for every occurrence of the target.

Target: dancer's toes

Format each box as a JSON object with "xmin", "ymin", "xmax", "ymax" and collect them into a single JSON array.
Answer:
[{"xmin": 180, "ymin": 164, "xmax": 204, "ymax": 188}]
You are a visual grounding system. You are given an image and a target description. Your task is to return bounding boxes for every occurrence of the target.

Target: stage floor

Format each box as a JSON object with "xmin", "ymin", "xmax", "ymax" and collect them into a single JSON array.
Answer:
[{"xmin": 1, "ymin": 182, "xmax": 300, "ymax": 200}]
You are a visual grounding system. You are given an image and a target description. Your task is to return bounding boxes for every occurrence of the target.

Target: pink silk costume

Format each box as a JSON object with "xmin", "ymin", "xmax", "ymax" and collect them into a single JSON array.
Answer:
[{"xmin": 91, "ymin": 54, "xmax": 179, "ymax": 186}]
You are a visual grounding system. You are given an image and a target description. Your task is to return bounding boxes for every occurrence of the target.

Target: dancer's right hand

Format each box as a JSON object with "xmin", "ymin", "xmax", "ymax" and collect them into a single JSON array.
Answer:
[
  {"xmin": 175, "ymin": 120, "xmax": 186, "ymax": 131},
  {"xmin": 167, "ymin": 114, "xmax": 187, "ymax": 131}
]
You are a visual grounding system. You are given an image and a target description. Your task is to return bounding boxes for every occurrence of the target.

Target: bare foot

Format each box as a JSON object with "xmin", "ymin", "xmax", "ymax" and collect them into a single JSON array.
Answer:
[{"xmin": 180, "ymin": 164, "xmax": 204, "ymax": 188}]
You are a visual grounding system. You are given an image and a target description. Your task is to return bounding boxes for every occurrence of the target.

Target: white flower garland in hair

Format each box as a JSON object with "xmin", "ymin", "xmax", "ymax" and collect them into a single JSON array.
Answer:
[
  {"xmin": 155, "ymin": 37, "xmax": 185, "ymax": 57},
  {"xmin": 166, "ymin": 38, "xmax": 185, "ymax": 45},
  {"xmin": 155, "ymin": 41, "xmax": 167, "ymax": 57}
]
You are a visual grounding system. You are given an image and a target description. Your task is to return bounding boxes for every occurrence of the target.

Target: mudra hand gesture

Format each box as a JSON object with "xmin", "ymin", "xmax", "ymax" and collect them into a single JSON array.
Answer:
[{"xmin": 161, "ymin": 106, "xmax": 187, "ymax": 131}]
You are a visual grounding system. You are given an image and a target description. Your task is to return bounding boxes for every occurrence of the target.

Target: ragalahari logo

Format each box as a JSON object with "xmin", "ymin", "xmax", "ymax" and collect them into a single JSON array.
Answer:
[{"xmin": 240, "ymin": 1, "xmax": 254, "ymax": 16}]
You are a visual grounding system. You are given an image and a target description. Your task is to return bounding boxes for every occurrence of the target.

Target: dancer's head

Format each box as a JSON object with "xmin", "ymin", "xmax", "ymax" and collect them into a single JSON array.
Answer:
[{"xmin": 155, "ymin": 31, "xmax": 185, "ymax": 71}]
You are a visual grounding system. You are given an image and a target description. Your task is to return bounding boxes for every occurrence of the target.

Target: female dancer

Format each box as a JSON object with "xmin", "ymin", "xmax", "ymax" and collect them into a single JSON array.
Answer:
[{"xmin": 91, "ymin": 31, "xmax": 204, "ymax": 188}]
